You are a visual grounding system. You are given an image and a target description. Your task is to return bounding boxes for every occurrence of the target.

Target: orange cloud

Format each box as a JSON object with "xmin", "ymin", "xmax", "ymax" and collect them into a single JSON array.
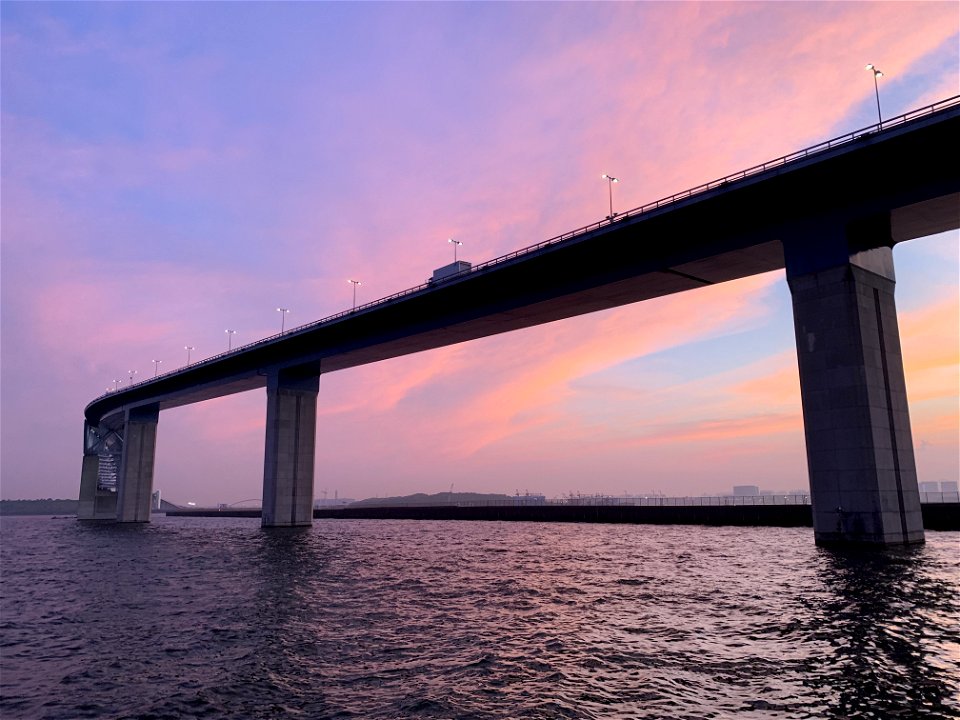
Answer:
[
  {"xmin": 629, "ymin": 412, "xmax": 802, "ymax": 448},
  {"xmin": 900, "ymin": 290, "xmax": 959, "ymax": 468},
  {"xmin": 440, "ymin": 274, "xmax": 781, "ymax": 456},
  {"xmin": 729, "ymin": 352, "xmax": 801, "ymax": 408},
  {"xmin": 902, "ymin": 295, "xmax": 960, "ymax": 384}
]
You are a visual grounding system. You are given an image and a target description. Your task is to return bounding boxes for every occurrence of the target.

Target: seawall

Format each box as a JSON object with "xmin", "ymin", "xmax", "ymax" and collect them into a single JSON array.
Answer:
[{"xmin": 164, "ymin": 503, "xmax": 959, "ymax": 530}]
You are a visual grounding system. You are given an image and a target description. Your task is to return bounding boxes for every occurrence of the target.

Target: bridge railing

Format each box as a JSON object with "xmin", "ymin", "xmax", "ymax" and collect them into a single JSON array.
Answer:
[{"xmin": 96, "ymin": 95, "xmax": 960, "ymax": 403}]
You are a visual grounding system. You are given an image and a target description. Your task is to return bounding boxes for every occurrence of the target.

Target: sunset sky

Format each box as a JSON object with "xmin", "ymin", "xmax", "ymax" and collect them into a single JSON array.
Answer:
[{"xmin": 2, "ymin": 2, "xmax": 957, "ymax": 506}]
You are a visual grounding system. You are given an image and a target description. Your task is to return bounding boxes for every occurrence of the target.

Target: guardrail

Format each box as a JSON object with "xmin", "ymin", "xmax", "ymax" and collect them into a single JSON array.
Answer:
[
  {"xmin": 556, "ymin": 494, "xmax": 811, "ymax": 507},
  {"xmin": 918, "ymin": 491, "xmax": 960, "ymax": 504},
  {"xmin": 334, "ymin": 491, "xmax": 958, "ymax": 509},
  {"xmin": 95, "ymin": 95, "xmax": 960, "ymax": 404}
]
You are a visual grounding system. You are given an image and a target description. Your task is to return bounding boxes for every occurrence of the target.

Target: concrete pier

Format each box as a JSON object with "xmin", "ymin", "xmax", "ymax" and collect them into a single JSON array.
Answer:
[
  {"xmin": 78, "ymin": 452, "xmax": 107, "ymax": 519},
  {"xmin": 115, "ymin": 405, "xmax": 160, "ymax": 523},
  {"xmin": 262, "ymin": 372, "xmax": 319, "ymax": 528},
  {"xmin": 78, "ymin": 421, "xmax": 120, "ymax": 521},
  {"xmin": 787, "ymin": 241, "xmax": 923, "ymax": 546}
]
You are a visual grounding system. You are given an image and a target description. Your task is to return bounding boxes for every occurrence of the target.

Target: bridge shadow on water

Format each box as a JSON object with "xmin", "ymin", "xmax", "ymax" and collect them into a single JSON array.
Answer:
[{"xmin": 804, "ymin": 543, "xmax": 959, "ymax": 718}]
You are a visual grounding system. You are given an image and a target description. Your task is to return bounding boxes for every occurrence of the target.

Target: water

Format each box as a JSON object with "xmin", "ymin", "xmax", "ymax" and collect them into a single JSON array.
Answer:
[{"xmin": 1, "ymin": 516, "xmax": 958, "ymax": 719}]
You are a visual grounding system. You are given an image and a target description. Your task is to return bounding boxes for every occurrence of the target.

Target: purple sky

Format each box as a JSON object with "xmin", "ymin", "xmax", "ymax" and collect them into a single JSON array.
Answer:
[{"xmin": 2, "ymin": 2, "xmax": 957, "ymax": 505}]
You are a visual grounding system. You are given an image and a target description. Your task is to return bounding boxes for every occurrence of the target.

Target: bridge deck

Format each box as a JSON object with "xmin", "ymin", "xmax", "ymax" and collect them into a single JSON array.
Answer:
[{"xmin": 85, "ymin": 98, "xmax": 960, "ymax": 426}]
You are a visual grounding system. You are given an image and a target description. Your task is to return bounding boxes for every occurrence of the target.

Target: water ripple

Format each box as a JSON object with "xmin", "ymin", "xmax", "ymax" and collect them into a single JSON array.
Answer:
[{"xmin": 1, "ymin": 517, "xmax": 957, "ymax": 718}]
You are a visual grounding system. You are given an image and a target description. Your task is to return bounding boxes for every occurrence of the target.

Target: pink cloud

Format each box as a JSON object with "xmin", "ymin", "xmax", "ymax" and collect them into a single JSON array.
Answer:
[
  {"xmin": 729, "ymin": 353, "xmax": 802, "ymax": 409},
  {"xmin": 628, "ymin": 412, "xmax": 802, "ymax": 448},
  {"xmin": 2, "ymin": 2, "xmax": 956, "ymax": 503},
  {"xmin": 900, "ymin": 290, "xmax": 960, "ymax": 481},
  {"xmin": 312, "ymin": 273, "xmax": 782, "ymax": 475}
]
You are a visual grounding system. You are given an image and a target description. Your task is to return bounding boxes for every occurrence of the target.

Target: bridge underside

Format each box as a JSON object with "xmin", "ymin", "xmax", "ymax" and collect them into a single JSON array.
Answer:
[{"xmin": 79, "ymin": 106, "xmax": 959, "ymax": 542}]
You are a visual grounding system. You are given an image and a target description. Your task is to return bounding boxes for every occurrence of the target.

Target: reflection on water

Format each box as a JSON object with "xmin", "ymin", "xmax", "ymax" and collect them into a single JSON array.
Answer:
[
  {"xmin": 1, "ymin": 517, "xmax": 957, "ymax": 719},
  {"xmin": 806, "ymin": 545, "xmax": 960, "ymax": 718}
]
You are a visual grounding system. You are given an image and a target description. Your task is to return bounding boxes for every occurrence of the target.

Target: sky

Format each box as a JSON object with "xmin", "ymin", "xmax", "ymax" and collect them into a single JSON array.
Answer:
[{"xmin": 1, "ymin": 2, "xmax": 957, "ymax": 506}]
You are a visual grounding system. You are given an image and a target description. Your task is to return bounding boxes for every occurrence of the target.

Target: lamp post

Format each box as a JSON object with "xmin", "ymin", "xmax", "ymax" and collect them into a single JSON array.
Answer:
[
  {"xmin": 113, "ymin": 378, "xmax": 121, "ymax": 391},
  {"xmin": 348, "ymin": 279, "xmax": 361, "ymax": 310},
  {"xmin": 448, "ymin": 238, "xmax": 462, "ymax": 262},
  {"xmin": 185, "ymin": 346, "xmax": 195, "ymax": 366},
  {"xmin": 601, "ymin": 174, "xmax": 619, "ymax": 219},
  {"xmin": 865, "ymin": 64, "xmax": 884, "ymax": 128},
  {"xmin": 152, "ymin": 359, "xmax": 162, "ymax": 377},
  {"xmin": 128, "ymin": 369, "xmax": 138, "ymax": 386},
  {"xmin": 225, "ymin": 329, "xmax": 236, "ymax": 351},
  {"xmin": 276, "ymin": 307, "xmax": 289, "ymax": 333}
]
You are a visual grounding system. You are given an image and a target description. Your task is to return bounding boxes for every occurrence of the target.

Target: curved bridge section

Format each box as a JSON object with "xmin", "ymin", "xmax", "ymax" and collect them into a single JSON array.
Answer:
[{"xmin": 80, "ymin": 99, "xmax": 960, "ymax": 544}]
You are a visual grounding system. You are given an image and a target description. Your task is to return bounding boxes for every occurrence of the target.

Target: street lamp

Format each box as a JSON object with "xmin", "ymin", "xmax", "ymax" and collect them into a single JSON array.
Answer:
[
  {"xmin": 348, "ymin": 279, "xmax": 361, "ymax": 310},
  {"xmin": 448, "ymin": 238, "xmax": 462, "ymax": 262},
  {"xmin": 865, "ymin": 64, "xmax": 884, "ymax": 128},
  {"xmin": 184, "ymin": 345, "xmax": 195, "ymax": 365},
  {"xmin": 113, "ymin": 378, "xmax": 121, "ymax": 391},
  {"xmin": 225, "ymin": 329, "xmax": 236, "ymax": 351},
  {"xmin": 128, "ymin": 369, "xmax": 138, "ymax": 385},
  {"xmin": 601, "ymin": 174, "xmax": 619, "ymax": 219},
  {"xmin": 276, "ymin": 307, "xmax": 289, "ymax": 333},
  {"xmin": 152, "ymin": 359, "xmax": 162, "ymax": 377}
]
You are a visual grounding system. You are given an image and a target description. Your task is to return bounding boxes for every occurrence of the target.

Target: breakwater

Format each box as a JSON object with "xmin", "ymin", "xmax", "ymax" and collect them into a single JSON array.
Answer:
[{"xmin": 165, "ymin": 502, "xmax": 960, "ymax": 530}]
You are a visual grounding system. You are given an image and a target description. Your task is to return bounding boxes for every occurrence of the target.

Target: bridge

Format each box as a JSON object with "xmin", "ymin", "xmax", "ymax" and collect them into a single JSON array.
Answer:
[{"xmin": 80, "ymin": 97, "xmax": 960, "ymax": 545}]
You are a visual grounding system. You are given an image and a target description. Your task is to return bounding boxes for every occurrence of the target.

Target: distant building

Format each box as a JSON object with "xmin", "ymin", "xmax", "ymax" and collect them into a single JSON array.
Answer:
[
  {"xmin": 919, "ymin": 481, "xmax": 941, "ymax": 493},
  {"xmin": 940, "ymin": 481, "xmax": 958, "ymax": 494},
  {"xmin": 733, "ymin": 485, "xmax": 759, "ymax": 496}
]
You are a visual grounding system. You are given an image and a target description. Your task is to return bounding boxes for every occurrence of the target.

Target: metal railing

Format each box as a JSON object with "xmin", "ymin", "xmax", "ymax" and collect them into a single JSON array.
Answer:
[
  {"xmin": 555, "ymin": 494, "xmax": 811, "ymax": 507},
  {"xmin": 336, "ymin": 491, "xmax": 958, "ymax": 509},
  {"xmin": 335, "ymin": 495, "xmax": 811, "ymax": 509},
  {"xmin": 919, "ymin": 491, "xmax": 960, "ymax": 504},
  {"xmin": 95, "ymin": 95, "xmax": 960, "ymax": 403},
  {"xmin": 555, "ymin": 492, "xmax": 958, "ymax": 506}
]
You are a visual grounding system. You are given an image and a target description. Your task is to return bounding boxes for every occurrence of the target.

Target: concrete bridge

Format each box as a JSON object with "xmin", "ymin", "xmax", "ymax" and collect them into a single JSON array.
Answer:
[{"xmin": 80, "ymin": 97, "xmax": 960, "ymax": 545}]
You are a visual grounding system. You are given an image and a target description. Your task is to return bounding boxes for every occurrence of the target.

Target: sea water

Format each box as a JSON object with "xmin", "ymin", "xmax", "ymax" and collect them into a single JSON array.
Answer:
[{"xmin": 1, "ymin": 516, "xmax": 958, "ymax": 719}]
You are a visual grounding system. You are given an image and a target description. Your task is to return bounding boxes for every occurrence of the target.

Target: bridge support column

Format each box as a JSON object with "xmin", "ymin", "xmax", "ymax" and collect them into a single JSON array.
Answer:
[
  {"xmin": 78, "ymin": 449, "xmax": 103, "ymax": 520},
  {"xmin": 116, "ymin": 405, "xmax": 160, "ymax": 523},
  {"xmin": 262, "ymin": 372, "xmax": 319, "ymax": 528},
  {"xmin": 787, "ymin": 241, "xmax": 923, "ymax": 546},
  {"xmin": 78, "ymin": 420, "xmax": 120, "ymax": 521}
]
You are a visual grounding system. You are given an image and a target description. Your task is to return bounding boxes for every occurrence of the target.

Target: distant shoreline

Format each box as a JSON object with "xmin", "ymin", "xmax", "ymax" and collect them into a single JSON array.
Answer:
[{"xmin": 1, "ymin": 499, "xmax": 79, "ymax": 516}]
